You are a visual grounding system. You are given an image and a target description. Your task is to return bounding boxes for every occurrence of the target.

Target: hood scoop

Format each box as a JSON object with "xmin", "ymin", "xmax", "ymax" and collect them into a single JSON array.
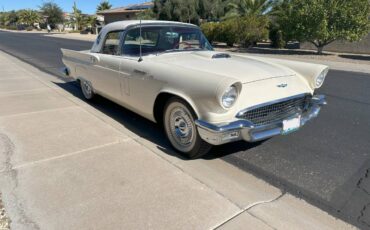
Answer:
[
  {"xmin": 212, "ymin": 53, "xmax": 231, "ymax": 59},
  {"xmin": 192, "ymin": 51, "xmax": 231, "ymax": 59}
]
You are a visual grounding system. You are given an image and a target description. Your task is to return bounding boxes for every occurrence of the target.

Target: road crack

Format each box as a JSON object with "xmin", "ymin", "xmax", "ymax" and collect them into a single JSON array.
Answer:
[
  {"xmin": 213, "ymin": 192, "xmax": 286, "ymax": 229},
  {"xmin": 0, "ymin": 132, "xmax": 40, "ymax": 230},
  {"xmin": 355, "ymin": 167, "xmax": 370, "ymax": 228},
  {"xmin": 358, "ymin": 203, "xmax": 370, "ymax": 228}
]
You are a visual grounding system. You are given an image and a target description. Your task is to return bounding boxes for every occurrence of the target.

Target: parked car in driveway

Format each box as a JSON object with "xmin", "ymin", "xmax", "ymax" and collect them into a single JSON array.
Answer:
[{"xmin": 61, "ymin": 20, "xmax": 328, "ymax": 158}]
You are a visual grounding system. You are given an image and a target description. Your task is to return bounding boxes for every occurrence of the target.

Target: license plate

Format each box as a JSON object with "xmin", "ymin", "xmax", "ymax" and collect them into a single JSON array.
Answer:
[{"xmin": 282, "ymin": 116, "xmax": 301, "ymax": 135}]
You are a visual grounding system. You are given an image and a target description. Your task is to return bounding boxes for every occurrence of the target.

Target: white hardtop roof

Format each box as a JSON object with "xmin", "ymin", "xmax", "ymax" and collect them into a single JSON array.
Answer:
[
  {"xmin": 91, "ymin": 20, "xmax": 199, "ymax": 53},
  {"xmin": 104, "ymin": 20, "xmax": 198, "ymax": 32}
]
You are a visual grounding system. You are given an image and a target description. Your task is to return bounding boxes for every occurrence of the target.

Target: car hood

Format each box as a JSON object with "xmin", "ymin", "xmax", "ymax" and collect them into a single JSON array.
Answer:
[{"xmin": 152, "ymin": 51, "xmax": 296, "ymax": 83}]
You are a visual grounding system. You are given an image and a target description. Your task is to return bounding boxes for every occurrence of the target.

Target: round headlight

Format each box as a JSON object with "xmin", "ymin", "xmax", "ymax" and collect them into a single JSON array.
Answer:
[
  {"xmin": 222, "ymin": 85, "xmax": 238, "ymax": 108},
  {"xmin": 315, "ymin": 68, "xmax": 329, "ymax": 88}
]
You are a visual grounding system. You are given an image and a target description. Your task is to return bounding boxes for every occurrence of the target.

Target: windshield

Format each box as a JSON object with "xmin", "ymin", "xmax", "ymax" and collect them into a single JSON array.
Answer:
[{"xmin": 122, "ymin": 26, "xmax": 213, "ymax": 56}]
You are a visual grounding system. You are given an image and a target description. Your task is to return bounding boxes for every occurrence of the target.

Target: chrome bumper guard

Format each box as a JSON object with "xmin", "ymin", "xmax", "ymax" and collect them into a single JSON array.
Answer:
[{"xmin": 195, "ymin": 95, "xmax": 327, "ymax": 145}]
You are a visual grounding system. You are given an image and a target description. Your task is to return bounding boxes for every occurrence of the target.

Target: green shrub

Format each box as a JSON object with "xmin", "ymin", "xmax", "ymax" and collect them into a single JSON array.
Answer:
[
  {"xmin": 6, "ymin": 25, "xmax": 17, "ymax": 30},
  {"xmin": 201, "ymin": 21, "xmax": 238, "ymax": 47},
  {"xmin": 200, "ymin": 22, "xmax": 218, "ymax": 44},
  {"xmin": 269, "ymin": 28, "xmax": 286, "ymax": 49},
  {"xmin": 218, "ymin": 20, "xmax": 238, "ymax": 47},
  {"xmin": 26, "ymin": 26, "xmax": 34, "ymax": 31},
  {"xmin": 201, "ymin": 15, "xmax": 269, "ymax": 48},
  {"xmin": 68, "ymin": 30, "xmax": 81, "ymax": 33},
  {"xmin": 236, "ymin": 16, "xmax": 269, "ymax": 48}
]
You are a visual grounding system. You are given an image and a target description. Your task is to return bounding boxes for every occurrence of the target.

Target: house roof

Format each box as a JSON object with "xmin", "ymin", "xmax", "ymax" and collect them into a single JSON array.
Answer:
[{"xmin": 97, "ymin": 2, "xmax": 154, "ymax": 15}]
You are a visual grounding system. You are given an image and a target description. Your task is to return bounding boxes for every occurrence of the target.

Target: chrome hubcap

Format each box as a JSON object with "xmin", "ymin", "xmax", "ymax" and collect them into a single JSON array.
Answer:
[
  {"xmin": 83, "ymin": 81, "xmax": 92, "ymax": 96},
  {"xmin": 169, "ymin": 107, "xmax": 194, "ymax": 146}
]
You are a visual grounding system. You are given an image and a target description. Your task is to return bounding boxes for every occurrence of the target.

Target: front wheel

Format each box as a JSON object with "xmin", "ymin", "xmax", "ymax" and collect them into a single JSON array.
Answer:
[{"xmin": 163, "ymin": 98, "xmax": 212, "ymax": 159}]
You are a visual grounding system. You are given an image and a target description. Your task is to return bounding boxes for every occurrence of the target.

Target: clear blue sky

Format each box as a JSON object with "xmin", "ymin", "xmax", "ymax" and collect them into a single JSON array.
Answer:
[{"xmin": 0, "ymin": 0, "xmax": 146, "ymax": 14}]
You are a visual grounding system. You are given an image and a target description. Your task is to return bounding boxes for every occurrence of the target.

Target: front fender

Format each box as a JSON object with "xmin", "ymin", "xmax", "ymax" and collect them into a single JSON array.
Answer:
[
  {"xmin": 243, "ymin": 56, "xmax": 329, "ymax": 90},
  {"xmin": 157, "ymin": 88, "xmax": 204, "ymax": 120}
]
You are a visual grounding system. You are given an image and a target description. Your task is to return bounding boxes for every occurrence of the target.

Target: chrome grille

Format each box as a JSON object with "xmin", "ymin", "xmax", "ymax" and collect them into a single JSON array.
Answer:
[{"xmin": 237, "ymin": 95, "xmax": 311, "ymax": 126}]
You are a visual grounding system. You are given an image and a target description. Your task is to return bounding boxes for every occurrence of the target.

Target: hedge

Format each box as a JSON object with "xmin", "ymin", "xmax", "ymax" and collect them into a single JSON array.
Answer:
[{"xmin": 201, "ymin": 15, "xmax": 269, "ymax": 48}]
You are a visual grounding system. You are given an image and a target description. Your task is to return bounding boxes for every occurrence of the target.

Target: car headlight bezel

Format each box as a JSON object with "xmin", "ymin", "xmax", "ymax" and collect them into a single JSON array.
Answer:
[
  {"xmin": 314, "ymin": 68, "xmax": 329, "ymax": 88},
  {"xmin": 221, "ymin": 85, "xmax": 239, "ymax": 109}
]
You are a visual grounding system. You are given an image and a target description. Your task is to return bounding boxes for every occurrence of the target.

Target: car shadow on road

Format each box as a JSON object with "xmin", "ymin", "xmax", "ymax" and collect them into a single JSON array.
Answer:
[
  {"xmin": 204, "ymin": 141, "xmax": 264, "ymax": 159},
  {"xmin": 53, "ymin": 81, "xmax": 260, "ymax": 160}
]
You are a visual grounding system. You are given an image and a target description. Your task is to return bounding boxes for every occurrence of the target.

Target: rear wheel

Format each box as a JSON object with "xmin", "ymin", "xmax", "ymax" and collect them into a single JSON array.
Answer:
[
  {"xmin": 163, "ymin": 98, "xmax": 212, "ymax": 159},
  {"xmin": 80, "ymin": 79, "xmax": 95, "ymax": 100}
]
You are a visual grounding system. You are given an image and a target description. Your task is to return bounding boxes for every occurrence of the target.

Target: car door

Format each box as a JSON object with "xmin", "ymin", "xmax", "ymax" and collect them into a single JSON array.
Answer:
[
  {"xmin": 89, "ymin": 30, "xmax": 124, "ymax": 101},
  {"xmin": 120, "ymin": 27, "xmax": 158, "ymax": 114}
]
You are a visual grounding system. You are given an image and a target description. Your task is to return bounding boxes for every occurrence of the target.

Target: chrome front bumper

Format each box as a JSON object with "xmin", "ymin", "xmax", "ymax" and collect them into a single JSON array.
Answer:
[{"xmin": 195, "ymin": 94, "xmax": 327, "ymax": 145}]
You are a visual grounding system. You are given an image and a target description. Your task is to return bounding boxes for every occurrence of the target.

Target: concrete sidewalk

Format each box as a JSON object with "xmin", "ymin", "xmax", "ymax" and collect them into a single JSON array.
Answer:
[
  {"xmin": 44, "ymin": 32, "xmax": 97, "ymax": 42},
  {"xmin": 0, "ymin": 50, "xmax": 355, "ymax": 229}
]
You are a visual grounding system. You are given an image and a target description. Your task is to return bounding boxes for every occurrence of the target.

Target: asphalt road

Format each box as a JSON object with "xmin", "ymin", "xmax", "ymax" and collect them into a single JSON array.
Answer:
[{"xmin": 1, "ymin": 30, "xmax": 370, "ymax": 229}]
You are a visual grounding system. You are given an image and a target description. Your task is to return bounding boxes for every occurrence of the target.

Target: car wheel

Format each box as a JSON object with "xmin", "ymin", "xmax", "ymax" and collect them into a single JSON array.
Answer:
[
  {"xmin": 80, "ymin": 79, "xmax": 95, "ymax": 100},
  {"xmin": 164, "ymin": 98, "xmax": 212, "ymax": 159}
]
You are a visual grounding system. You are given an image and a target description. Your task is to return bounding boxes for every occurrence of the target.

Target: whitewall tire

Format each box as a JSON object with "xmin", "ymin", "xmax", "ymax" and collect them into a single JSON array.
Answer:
[{"xmin": 163, "ymin": 98, "xmax": 212, "ymax": 159}]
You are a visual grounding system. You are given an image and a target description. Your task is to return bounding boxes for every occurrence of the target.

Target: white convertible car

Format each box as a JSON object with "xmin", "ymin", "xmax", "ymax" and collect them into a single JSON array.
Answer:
[{"xmin": 62, "ymin": 20, "xmax": 328, "ymax": 158}]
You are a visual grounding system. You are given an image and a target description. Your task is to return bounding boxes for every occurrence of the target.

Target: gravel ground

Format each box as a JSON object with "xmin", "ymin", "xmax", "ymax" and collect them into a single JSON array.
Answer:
[{"xmin": 0, "ymin": 195, "xmax": 10, "ymax": 230}]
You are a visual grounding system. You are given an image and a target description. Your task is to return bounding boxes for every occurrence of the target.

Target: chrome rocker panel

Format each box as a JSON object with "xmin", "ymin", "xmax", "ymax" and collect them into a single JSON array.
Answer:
[{"xmin": 195, "ymin": 94, "xmax": 327, "ymax": 145}]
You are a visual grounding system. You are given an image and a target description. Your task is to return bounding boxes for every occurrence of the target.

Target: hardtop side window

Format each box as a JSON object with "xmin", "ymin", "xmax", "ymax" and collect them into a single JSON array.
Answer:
[
  {"xmin": 122, "ymin": 27, "xmax": 161, "ymax": 56},
  {"xmin": 101, "ymin": 31, "xmax": 123, "ymax": 55}
]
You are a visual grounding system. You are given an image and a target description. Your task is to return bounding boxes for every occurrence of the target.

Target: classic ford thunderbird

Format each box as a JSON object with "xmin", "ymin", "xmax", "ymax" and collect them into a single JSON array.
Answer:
[{"xmin": 62, "ymin": 20, "xmax": 328, "ymax": 158}]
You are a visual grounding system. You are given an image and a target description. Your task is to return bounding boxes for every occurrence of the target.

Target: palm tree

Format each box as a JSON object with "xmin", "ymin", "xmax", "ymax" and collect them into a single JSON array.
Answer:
[
  {"xmin": 97, "ymin": 1, "xmax": 112, "ymax": 12},
  {"xmin": 72, "ymin": 1, "xmax": 82, "ymax": 30},
  {"xmin": 18, "ymin": 9, "xmax": 40, "ymax": 26},
  {"xmin": 225, "ymin": 0, "xmax": 277, "ymax": 18},
  {"xmin": 39, "ymin": 2, "xmax": 64, "ymax": 27},
  {"xmin": 81, "ymin": 15, "xmax": 97, "ymax": 28}
]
